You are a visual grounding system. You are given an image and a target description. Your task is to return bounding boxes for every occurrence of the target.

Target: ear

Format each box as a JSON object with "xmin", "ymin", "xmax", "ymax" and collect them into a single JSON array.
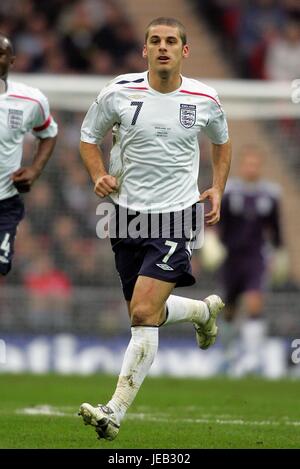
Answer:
[
  {"xmin": 10, "ymin": 55, "xmax": 16, "ymax": 67},
  {"xmin": 142, "ymin": 44, "xmax": 148, "ymax": 59},
  {"xmin": 182, "ymin": 44, "xmax": 190, "ymax": 59}
]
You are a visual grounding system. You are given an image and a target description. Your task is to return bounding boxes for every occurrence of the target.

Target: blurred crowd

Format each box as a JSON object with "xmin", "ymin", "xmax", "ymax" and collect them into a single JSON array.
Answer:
[
  {"xmin": 0, "ymin": 0, "xmax": 144, "ymax": 74},
  {"xmin": 195, "ymin": 0, "xmax": 300, "ymax": 80},
  {"xmin": 194, "ymin": 0, "xmax": 300, "ymax": 189}
]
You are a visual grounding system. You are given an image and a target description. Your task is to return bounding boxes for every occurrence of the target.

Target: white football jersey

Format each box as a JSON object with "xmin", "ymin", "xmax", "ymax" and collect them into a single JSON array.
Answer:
[
  {"xmin": 0, "ymin": 80, "xmax": 58, "ymax": 201},
  {"xmin": 81, "ymin": 71, "xmax": 228, "ymax": 213}
]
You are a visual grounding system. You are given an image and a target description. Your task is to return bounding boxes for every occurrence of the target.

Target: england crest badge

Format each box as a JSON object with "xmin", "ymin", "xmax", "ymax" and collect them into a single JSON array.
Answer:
[
  {"xmin": 180, "ymin": 104, "xmax": 196, "ymax": 128},
  {"xmin": 8, "ymin": 109, "xmax": 23, "ymax": 129}
]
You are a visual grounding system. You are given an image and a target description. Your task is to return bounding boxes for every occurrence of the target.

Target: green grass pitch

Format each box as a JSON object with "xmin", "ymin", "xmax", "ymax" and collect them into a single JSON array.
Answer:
[{"xmin": 0, "ymin": 373, "xmax": 299, "ymax": 448}]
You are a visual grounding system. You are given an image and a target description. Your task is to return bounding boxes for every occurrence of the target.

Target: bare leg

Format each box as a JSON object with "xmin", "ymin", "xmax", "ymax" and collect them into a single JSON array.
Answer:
[{"xmin": 106, "ymin": 276, "xmax": 175, "ymax": 423}]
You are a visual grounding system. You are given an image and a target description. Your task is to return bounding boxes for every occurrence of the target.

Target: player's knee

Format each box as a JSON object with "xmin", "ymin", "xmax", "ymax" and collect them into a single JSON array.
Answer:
[{"xmin": 130, "ymin": 302, "xmax": 158, "ymax": 326}]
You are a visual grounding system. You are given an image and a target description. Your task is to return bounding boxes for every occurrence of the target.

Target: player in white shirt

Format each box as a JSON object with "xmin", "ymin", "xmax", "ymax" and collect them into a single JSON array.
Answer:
[
  {"xmin": 0, "ymin": 34, "xmax": 57, "ymax": 275},
  {"xmin": 79, "ymin": 18, "xmax": 231, "ymax": 441}
]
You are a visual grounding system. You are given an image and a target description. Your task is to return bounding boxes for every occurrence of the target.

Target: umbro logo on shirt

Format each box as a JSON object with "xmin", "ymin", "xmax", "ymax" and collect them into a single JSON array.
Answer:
[{"xmin": 156, "ymin": 263, "xmax": 174, "ymax": 271}]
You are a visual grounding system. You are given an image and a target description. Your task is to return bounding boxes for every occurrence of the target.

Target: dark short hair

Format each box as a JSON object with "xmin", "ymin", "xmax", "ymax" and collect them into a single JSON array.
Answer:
[{"xmin": 145, "ymin": 17, "xmax": 187, "ymax": 46}]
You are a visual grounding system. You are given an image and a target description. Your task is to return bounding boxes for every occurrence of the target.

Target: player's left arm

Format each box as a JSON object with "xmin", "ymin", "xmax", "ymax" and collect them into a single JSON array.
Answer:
[
  {"xmin": 200, "ymin": 139, "xmax": 232, "ymax": 225},
  {"xmin": 200, "ymin": 91, "xmax": 231, "ymax": 225},
  {"xmin": 12, "ymin": 136, "xmax": 57, "ymax": 192}
]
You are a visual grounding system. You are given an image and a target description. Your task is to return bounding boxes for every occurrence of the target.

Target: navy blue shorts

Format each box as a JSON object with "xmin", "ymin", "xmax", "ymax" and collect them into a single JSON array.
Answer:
[
  {"xmin": 221, "ymin": 254, "xmax": 265, "ymax": 305},
  {"xmin": 0, "ymin": 195, "xmax": 25, "ymax": 275},
  {"xmin": 110, "ymin": 203, "xmax": 203, "ymax": 300}
]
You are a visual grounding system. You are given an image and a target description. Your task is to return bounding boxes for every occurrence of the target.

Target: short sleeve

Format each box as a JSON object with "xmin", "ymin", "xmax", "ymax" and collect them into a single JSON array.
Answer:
[
  {"xmin": 31, "ymin": 90, "xmax": 58, "ymax": 139},
  {"xmin": 80, "ymin": 87, "xmax": 119, "ymax": 144},
  {"xmin": 203, "ymin": 93, "xmax": 229, "ymax": 144}
]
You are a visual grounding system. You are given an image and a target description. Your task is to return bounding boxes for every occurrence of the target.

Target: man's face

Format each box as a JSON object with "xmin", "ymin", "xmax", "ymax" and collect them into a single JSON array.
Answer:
[
  {"xmin": 143, "ymin": 25, "xmax": 189, "ymax": 75},
  {"xmin": 0, "ymin": 38, "xmax": 14, "ymax": 80},
  {"xmin": 240, "ymin": 153, "xmax": 263, "ymax": 182}
]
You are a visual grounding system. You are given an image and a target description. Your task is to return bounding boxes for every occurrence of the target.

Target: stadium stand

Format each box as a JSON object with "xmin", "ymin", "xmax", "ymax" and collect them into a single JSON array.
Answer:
[{"xmin": 0, "ymin": 0, "xmax": 144, "ymax": 74}]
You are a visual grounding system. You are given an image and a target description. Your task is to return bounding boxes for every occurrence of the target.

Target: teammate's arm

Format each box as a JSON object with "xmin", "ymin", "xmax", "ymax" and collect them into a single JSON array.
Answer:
[
  {"xmin": 200, "ymin": 139, "xmax": 231, "ymax": 225},
  {"xmin": 11, "ymin": 136, "xmax": 57, "ymax": 192},
  {"xmin": 80, "ymin": 141, "xmax": 118, "ymax": 197}
]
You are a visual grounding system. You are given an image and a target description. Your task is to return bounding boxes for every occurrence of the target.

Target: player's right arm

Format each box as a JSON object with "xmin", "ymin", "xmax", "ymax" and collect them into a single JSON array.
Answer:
[
  {"xmin": 80, "ymin": 142, "xmax": 118, "ymax": 197},
  {"xmin": 80, "ymin": 85, "xmax": 119, "ymax": 197}
]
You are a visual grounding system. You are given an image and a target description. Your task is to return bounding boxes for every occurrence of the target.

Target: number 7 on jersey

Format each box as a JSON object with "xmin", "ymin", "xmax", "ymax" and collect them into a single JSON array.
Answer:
[{"xmin": 130, "ymin": 101, "xmax": 143, "ymax": 125}]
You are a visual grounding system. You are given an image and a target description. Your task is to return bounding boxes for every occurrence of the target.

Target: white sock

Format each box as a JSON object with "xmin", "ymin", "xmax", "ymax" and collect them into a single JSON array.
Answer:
[
  {"xmin": 163, "ymin": 294, "xmax": 209, "ymax": 326},
  {"xmin": 107, "ymin": 326, "xmax": 158, "ymax": 423},
  {"xmin": 240, "ymin": 318, "xmax": 267, "ymax": 352}
]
